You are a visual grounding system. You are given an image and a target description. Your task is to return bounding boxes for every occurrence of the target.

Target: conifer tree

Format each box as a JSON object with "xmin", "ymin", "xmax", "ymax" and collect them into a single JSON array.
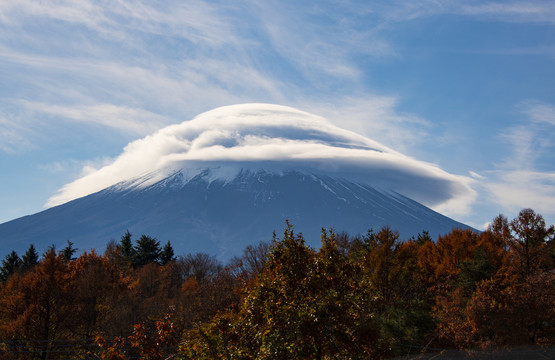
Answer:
[
  {"xmin": 21, "ymin": 244, "xmax": 39, "ymax": 271},
  {"xmin": 60, "ymin": 240, "xmax": 78, "ymax": 261},
  {"xmin": 133, "ymin": 235, "xmax": 161, "ymax": 267},
  {"xmin": 0, "ymin": 251, "xmax": 21, "ymax": 282},
  {"xmin": 159, "ymin": 241, "xmax": 176, "ymax": 265},
  {"xmin": 120, "ymin": 230, "xmax": 135, "ymax": 264}
]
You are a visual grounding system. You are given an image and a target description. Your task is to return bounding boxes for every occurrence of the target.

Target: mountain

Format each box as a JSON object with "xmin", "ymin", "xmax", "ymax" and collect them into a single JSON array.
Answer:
[
  {"xmin": 0, "ymin": 166, "xmax": 472, "ymax": 260},
  {"xmin": 1, "ymin": 104, "xmax": 477, "ymax": 259}
]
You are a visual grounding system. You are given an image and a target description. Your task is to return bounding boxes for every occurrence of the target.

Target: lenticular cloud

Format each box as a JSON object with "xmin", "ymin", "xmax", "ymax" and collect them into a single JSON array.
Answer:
[{"xmin": 47, "ymin": 103, "xmax": 475, "ymax": 214}]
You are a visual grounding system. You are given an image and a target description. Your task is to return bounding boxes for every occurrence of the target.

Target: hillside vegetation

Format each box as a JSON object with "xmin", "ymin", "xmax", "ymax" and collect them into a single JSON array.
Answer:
[{"xmin": 0, "ymin": 208, "xmax": 553, "ymax": 359}]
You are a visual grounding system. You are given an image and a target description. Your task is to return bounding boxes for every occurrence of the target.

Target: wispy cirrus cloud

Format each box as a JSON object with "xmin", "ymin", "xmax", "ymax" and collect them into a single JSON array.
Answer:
[
  {"xmin": 484, "ymin": 101, "xmax": 555, "ymax": 221},
  {"xmin": 2, "ymin": 0, "xmax": 554, "ymax": 155},
  {"xmin": 0, "ymin": 115, "xmax": 35, "ymax": 153},
  {"xmin": 457, "ymin": 1, "xmax": 555, "ymax": 23},
  {"xmin": 18, "ymin": 101, "xmax": 170, "ymax": 135}
]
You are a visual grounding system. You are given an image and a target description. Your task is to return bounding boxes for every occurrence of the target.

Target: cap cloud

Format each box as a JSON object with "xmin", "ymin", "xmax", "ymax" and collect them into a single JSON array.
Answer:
[{"xmin": 47, "ymin": 104, "xmax": 476, "ymax": 215}]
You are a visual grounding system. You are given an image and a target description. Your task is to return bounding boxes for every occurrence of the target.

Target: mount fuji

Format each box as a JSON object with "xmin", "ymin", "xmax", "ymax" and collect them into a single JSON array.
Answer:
[{"xmin": 0, "ymin": 104, "xmax": 476, "ymax": 259}]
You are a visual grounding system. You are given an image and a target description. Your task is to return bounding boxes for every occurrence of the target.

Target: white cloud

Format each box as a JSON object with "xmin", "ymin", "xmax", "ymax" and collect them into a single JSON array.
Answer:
[
  {"xmin": 301, "ymin": 96, "xmax": 432, "ymax": 153},
  {"xmin": 0, "ymin": 116, "xmax": 34, "ymax": 153},
  {"xmin": 372, "ymin": 1, "xmax": 555, "ymax": 24},
  {"xmin": 47, "ymin": 104, "xmax": 476, "ymax": 216},
  {"xmin": 483, "ymin": 101, "xmax": 555, "ymax": 224},
  {"xmin": 19, "ymin": 100, "xmax": 170, "ymax": 135},
  {"xmin": 458, "ymin": 1, "xmax": 555, "ymax": 24},
  {"xmin": 469, "ymin": 171, "xmax": 484, "ymax": 179},
  {"xmin": 522, "ymin": 101, "xmax": 555, "ymax": 125},
  {"xmin": 485, "ymin": 171, "xmax": 555, "ymax": 222}
]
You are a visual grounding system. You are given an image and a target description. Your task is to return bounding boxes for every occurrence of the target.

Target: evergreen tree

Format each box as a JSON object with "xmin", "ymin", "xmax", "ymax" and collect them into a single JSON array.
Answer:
[
  {"xmin": 133, "ymin": 235, "xmax": 161, "ymax": 267},
  {"xmin": 159, "ymin": 241, "xmax": 176, "ymax": 265},
  {"xmin": 60, "ymin": 241, "xmax": 78, "ymax": 261},
  {"xmin": 416, "ymin": 230, "xmax": 432, "ymax": 246},
  {"xmin": 21, "ymin": 244, "xmax": 39, "ymax": 271},
  {"xmin": 0, "ymin": 251, "xmax": 22, "ymax": 282},
  {"xmin": 120, "ymin": 230, "xmax": 134, "ymax": 258}
]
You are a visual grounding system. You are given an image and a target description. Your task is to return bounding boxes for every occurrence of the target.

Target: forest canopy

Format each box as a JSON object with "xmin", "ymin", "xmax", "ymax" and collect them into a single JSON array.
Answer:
[{"xmin": 0, "ymin": 208, "xmax": 553, "ymax": 359}]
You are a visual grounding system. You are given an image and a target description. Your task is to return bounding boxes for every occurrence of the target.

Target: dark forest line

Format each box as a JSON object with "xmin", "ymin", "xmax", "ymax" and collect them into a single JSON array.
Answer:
[{"xmin": 0, "ymin": 208, "xmax": 553, "ymax": 359}]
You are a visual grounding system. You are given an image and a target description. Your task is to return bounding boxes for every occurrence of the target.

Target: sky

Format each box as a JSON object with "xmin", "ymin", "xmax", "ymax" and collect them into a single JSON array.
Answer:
[{"xmin": 1, "ymin": 0, "xmax": 554, "ymax": 230}]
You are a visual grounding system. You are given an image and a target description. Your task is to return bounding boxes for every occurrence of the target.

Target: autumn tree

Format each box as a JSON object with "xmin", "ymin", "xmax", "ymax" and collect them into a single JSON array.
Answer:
[
  {"xmin": 359, "ymin": 228, "xmax": 432, "ymax": 348},
  {"xmin": 417, "ymin": 228, "xmax": 500, "ymax": 348},
  {"xmin": 181, "ymin": 223, "xmax": 389, "ymax": 359},
  {"xmin": 0, "ymin": 248, "xmax": 71, "ymax": 359},
  {"xmin": 179, "ymin": 253, "xmax": 222, "ymax": 284},
  {"xmin": 505, "ymin": 208, "xmax": 554, "ymax": 278},
  {"xmin": 362, "ymin": 227, "xmax": 399, "ymax": 306},
  {"xmin": 467, "ymin": 271, "xmax": 555, "ymax": 345},
  {"xmin": 66, "ymin": 251, "xmax": 114, "ymax": 340},
  {"xmin": 228, "ymin": 241, "xmax": 271, "ymax": 282},
  {"xmin": 96, "ymin": 312, "xmax": 177, "ymax": 360}
]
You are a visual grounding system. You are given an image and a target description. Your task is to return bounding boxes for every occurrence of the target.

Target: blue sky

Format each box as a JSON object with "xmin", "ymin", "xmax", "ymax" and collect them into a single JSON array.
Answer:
[{"xmin": 1, "ymin": 0, "xmax": 554, "ymax": 229}]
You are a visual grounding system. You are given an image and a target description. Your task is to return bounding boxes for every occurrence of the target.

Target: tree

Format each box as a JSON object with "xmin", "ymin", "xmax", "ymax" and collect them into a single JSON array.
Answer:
[
  {"xmin": 179, "ymin": 253, "xmax": 222, "ymax": 284},
  {"xmin": 159, "ymin": 241, "xmax": 175, "ymax": 265},
  {"xmin": 60, "ymin": 240, "xmax": 78, "ymax": 261},
  {"xmin": 0, "ymin": 251, "xmax": 21, "ymax": 282},
  {"xmin": 21, "ymin": 244, "xmax": 39, "ymax": 271},
  {"xmin": 416, "ymin": 230, "xmax": 433, "ymax": 246},
  {"xmin": 181, "ymin": 223, "xmax": 389, "ymax": 359},
  {"xmin": 362, "ymin": 226, "xmax": 399, "ymax": 306},
  {"xmin": 120, "ymin": 230, "xmax": 135, "ymax": 265},
  {"xmin": 457, "ymin": 248, "xmax": 495, "ymax": 298},
  {"xmin": 66, "ymin": 251, "xmax": 113, "ymax": 340},
  {"xmin": 418, "ymin": 228, "xmax": 481, "ymax": 286},
  {"xmin": 0, "ymin": 248, "xmax": 71, "ymax": 359},
  {"xmin": 507, "ymin": 208, "xmax": 554, "ymax": 278},
  {"xmin": 467, "ymin": 271, "xmax": 555, "ymax": 345},
  {"xmin": 228, "ymin": 241, "xmax": 271, "ymax": 281},
  {"xmin": 96, "ymin": 312, "xmax": 177, "ymax": 360},
  {"xmin": 133, "ymin": 235, "xmax": 161, "ymax": 268},
  {"xmin": 358, "ymin": 229, "xmax": 433, "ymax": 349},
  {"xmin": 129, "ymin": 313, "xmax": 177, "ymax": 360}
]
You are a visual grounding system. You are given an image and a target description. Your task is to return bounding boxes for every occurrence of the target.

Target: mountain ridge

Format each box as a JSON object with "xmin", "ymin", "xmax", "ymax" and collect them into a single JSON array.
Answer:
[{"xmin": 0, "ymin": 166, "xmax": 473, "ymax": 260}]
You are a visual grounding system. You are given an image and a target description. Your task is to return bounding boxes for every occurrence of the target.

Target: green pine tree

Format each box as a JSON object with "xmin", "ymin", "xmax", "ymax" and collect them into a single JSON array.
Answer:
[
  {"xmin": 60, "ymin": 240, "xmax": 78, "ymax": 261},
  {"xmin": 160, "ymin": 241, "xmax": 176, "ymax": 265},
  {"xmin": 133, "ymin": 235, "xmax": 161, "ymax": 267},
  {"xmin": 0, "ymin": 250, "xmax": 22, "ymax": 282},
  {"xmin": 120, "ymin": 230, "xmax": 135, "ymax": 265},
  {"xmin": 21, "ymin": 244, "xmax": 39, "ymax": 271}
]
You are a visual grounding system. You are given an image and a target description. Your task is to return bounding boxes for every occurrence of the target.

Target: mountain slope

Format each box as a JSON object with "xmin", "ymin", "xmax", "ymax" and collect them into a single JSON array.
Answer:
[{"xmin": 0, "ymin": 167, "xmax": 472, "ymax": 259}]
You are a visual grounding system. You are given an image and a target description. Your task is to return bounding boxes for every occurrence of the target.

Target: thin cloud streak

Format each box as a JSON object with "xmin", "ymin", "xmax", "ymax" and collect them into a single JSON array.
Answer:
[{"xmin": 18, "ymin": 101, "xmax": 170, "ymax": 135}]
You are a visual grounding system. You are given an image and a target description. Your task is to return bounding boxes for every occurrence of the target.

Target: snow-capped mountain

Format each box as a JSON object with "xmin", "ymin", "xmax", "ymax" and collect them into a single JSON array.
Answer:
[
  {"xmin": 0, "ymin": 166, "xmax": 472, "ymax": 260},
  {"xmin": 1, "ymin": 104, "xmax": 476, "ymax": 259}
]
